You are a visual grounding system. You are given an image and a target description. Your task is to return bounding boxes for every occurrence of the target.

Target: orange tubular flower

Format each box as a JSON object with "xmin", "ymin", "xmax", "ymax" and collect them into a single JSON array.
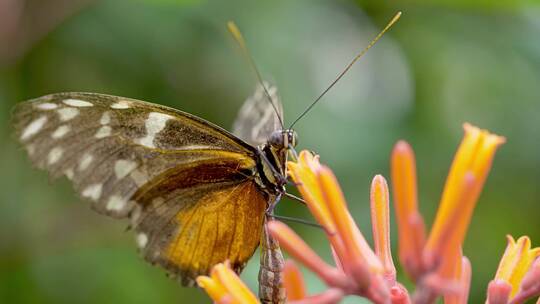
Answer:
[
  {"xmin": 277, "ymin": 151, "xmax": 390, "ymax": 301},
  {"xmin": 283, "ymin": 260, "xmax": 307, "ymax": 301},
  {"xmin": 196, "ymin": 262, "xmax": 259, "ymax": 304},
  {"xmin": 267, "ymin": 220, "xmax": 351, "ymax": 290},
  {"xmin": 371, "ymin": 175, "xmax": 397, "ymax": 286},
  {"xmin": 425, "ymin": 123, "xmax": 505, "ymax": 274},
  {"xmin": 487, "ymin": 280, "xmax": 512, "ymax": 304},
  {"xmin": 443, "ymin": 255, "xmax": 472, "ymax": 304},
  {"xmin": 287, "ymin": 152, "xmax": 383, "ymax": 277},
  {"xmin": 488, "ymin": 236, "xmax": 540, "ymax": 303},
  {"xmin": 283, "ymin": 260, "xmax": 344, "ymax": 304},
  {"xmin": 390, "ymin": 140, "xmax": 426, "ymax": 281},
  {"xmin": 517, "ymin": 258, "xmax": 540, "ymax": 303}
]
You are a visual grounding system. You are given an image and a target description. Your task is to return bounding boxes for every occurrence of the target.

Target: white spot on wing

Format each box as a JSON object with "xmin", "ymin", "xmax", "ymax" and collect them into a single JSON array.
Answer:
[
  {"xmin": 114, "ymin": 159, "xmax": 137, "ymax": 179},
  {"xmin": 51, "ymin": 125, "xmax": 70, "ymax": 139},
  {"xmin": 100, "ymin": 112, "xmax": 111, "ymax": 125},
  {"xmin": 65, "ymin": 168, "xmax": 74, "ymax": 180},
  {"xmin": 21, "ymin": 116, "xmax": 47, "ymax": 140},
  {"xmin": 78, "ymin": 153, "xmax": 94, "ymax": 171},
  {"xmin": 136, "ymin": 233, "xmax": 148, "ymax": 248},
  {"xmin": 110, "ymin": 100, "xmax": 130, "ymax": 109},
  {"xmin": 57, "ymin": 107, "xmax": 79, "ymax": 121},
  {"xmin": 106, "ymin": 195, "xmax": 127, "ymax": 211},
  {"xmin": 82, "ymin": 183, "xmax": 102, "ymax": 201},
  {"xmin": 63, "ymin": 99, "xmax": 93, "ymax": 107},
  {"xmin": 95, "ymin": 126, "xmax": 111, "ymax": 138},
  {"xmin": 48, "ymin": 147, "xmax": 64, "ymax": 164},
  {"xmin": 36, "ymin": 103, "xmax": 58, "ymax": 110},
  {"xmin": 137, "ymin": 112, "xmax": 174, "ymax": 148}
]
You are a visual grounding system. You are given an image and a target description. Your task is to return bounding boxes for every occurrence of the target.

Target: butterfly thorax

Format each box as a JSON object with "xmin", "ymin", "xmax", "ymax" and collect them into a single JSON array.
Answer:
[{"xmin": 255, "ymin": 129, "xmax": 297, "ymax": 195}]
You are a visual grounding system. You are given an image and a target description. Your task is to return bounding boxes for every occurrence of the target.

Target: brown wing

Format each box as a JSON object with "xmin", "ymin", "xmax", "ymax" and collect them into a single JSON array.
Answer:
[
  {"xmin": 232, "ymin": 82, "xmax": 284, "ymax": 146},
  {"xmin": 12, "ymin": 92, "xmax": 256, "ymax": 218},
  {"xmin": 132, "ymin": 163, "xmax": 267, "ymax": 285},
  {"xmin": 12, "ymin": 92, "xmax": 269, "ymax": 284}
]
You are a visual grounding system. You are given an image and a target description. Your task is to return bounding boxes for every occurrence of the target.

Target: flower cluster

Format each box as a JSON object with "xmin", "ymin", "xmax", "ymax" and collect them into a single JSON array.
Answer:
[{"xmin": 196, "ymin": 123, "xmax": 540, "ymax": 304}]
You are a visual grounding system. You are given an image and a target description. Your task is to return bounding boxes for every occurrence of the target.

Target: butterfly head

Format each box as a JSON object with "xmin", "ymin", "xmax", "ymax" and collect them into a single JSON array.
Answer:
[{"xmin": 269, "ymin": 129, "xmax": 297, "ymax": 150}]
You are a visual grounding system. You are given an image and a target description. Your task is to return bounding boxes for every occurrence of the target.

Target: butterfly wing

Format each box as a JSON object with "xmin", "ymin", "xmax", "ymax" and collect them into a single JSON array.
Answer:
[
  {"xmin": 233, "ymin": 84, "xmax": 287, "ymax": 303},
  {"xmin": 232, "ymin": 82, "xmax": 284, "ymax": 146},
  {"xmin": 13, "ymin": 92, "xmax": 267, "ymax": 283},
  {"xmin": 134, "ymin": 176, "xmax": 267, "ymax": 285},
  {"xmin": 13, "ymin": 92, "xmax": 256, "ymax": 217}
]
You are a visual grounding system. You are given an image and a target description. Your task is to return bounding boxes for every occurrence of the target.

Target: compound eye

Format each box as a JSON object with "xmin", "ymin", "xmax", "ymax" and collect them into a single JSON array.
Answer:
[{"xmin": 289, "ymin": 131, "xmax": 298, "ymax": 147}]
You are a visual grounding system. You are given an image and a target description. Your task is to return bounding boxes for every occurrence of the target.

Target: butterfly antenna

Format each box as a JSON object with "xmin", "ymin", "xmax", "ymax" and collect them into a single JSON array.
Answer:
[
  {"xmin": 227, "ymin": 21, "xmax": 284, "ymax": 128},
  {"xmin": 289, "ymin": 11, "xmax": 401, "ymax": 129}
]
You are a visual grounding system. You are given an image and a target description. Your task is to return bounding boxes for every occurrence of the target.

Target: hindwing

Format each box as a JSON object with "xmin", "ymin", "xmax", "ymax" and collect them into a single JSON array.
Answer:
[
  {"xmin": 134, "ymin": 176, "xmax": 267, "ymax": 285},
  {"xmin": 233, "ymin": 82, "xmax": 284, "ymax": 146}
]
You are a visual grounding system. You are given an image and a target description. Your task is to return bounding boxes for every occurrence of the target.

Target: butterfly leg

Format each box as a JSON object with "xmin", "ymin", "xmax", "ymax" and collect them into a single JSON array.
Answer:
[
  {"xmin": 257, "ymin": 149, "xmax": 290, "ymax": 187},
  {"xmin": 265, "ymin": 193, "xmax": 282, "ymax": 216},
  {"xmin": 287, "ymin": 145, "xmax": 299, "ymax": 161},
  {"xmin": 283, "ymin": 192, "xmax": 306, "ymax": 205}
]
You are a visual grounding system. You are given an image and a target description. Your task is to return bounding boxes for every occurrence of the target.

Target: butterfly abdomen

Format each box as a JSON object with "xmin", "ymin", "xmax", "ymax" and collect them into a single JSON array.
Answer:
[{"xmin": 259, "ymin": 221, "xmax": 286, "ymax": 304}]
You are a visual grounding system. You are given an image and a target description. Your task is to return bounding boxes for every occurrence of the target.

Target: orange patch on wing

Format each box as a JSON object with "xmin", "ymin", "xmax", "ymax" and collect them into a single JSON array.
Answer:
[{"xmin": 164, "ymin": 180, "xmax": 267, "ymax": 277}]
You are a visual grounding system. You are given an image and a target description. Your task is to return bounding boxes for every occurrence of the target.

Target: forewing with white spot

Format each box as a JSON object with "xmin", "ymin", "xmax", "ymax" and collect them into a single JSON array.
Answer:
[
  {"xmin": 12, "ymin": 92, "xmax": 257, "ymax": 219},
  {"xmin": 12, "ymin": 91, "xmax": 275, "ymax": 287}
]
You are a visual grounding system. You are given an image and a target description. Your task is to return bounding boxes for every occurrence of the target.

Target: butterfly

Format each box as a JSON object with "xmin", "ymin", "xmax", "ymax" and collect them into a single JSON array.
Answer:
[{"xmin": 12, "ymin": 83, "xmax": 293, "ymax": 303}]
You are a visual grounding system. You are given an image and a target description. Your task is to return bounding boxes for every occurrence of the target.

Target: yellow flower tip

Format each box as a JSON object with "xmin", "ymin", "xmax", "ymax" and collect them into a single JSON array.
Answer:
[
  {"xmin": 198, "ymin": 262, "xmax": 259, "ymax": 304},
  {"xmin": 298, "ymin": 149, "xmax": 313, "ymax": 160},
  {"xmin": 283, "ymin": 260, "xmax": 306, "ymax": 300},
  {"xmin": 297, "ymin": 150, "xmax": 320, "ymax": 170},
  {"xmin": 426, "ymin": 124, "xmax": 505, "ymax": 273},
  {"xmin": 463, "ymin": 123, "xmax": 507, "ymax": 145},
  {"xmin": 286, "ymin": 151, "xmax": 337, "ymax": 233},
  {"xmin": 370, "ymin": 175, "xmax": 396, "ymax": 281},
  {"xmin": 494, "ymin": 235, "xmax": 540, "ymax": 298},
  {"xmin": 196, "ymin": 275, "xmax": 228, "ymax": 302},
  {"xmin": 212, "ymin": 262, "xmax": 232, "ymax": 282}
]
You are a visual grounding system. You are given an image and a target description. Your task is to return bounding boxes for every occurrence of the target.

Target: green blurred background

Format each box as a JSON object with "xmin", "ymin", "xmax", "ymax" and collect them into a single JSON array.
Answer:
[{"xmin": 1, "ymin": 0, "xmax": 539, "ymax": 303}]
